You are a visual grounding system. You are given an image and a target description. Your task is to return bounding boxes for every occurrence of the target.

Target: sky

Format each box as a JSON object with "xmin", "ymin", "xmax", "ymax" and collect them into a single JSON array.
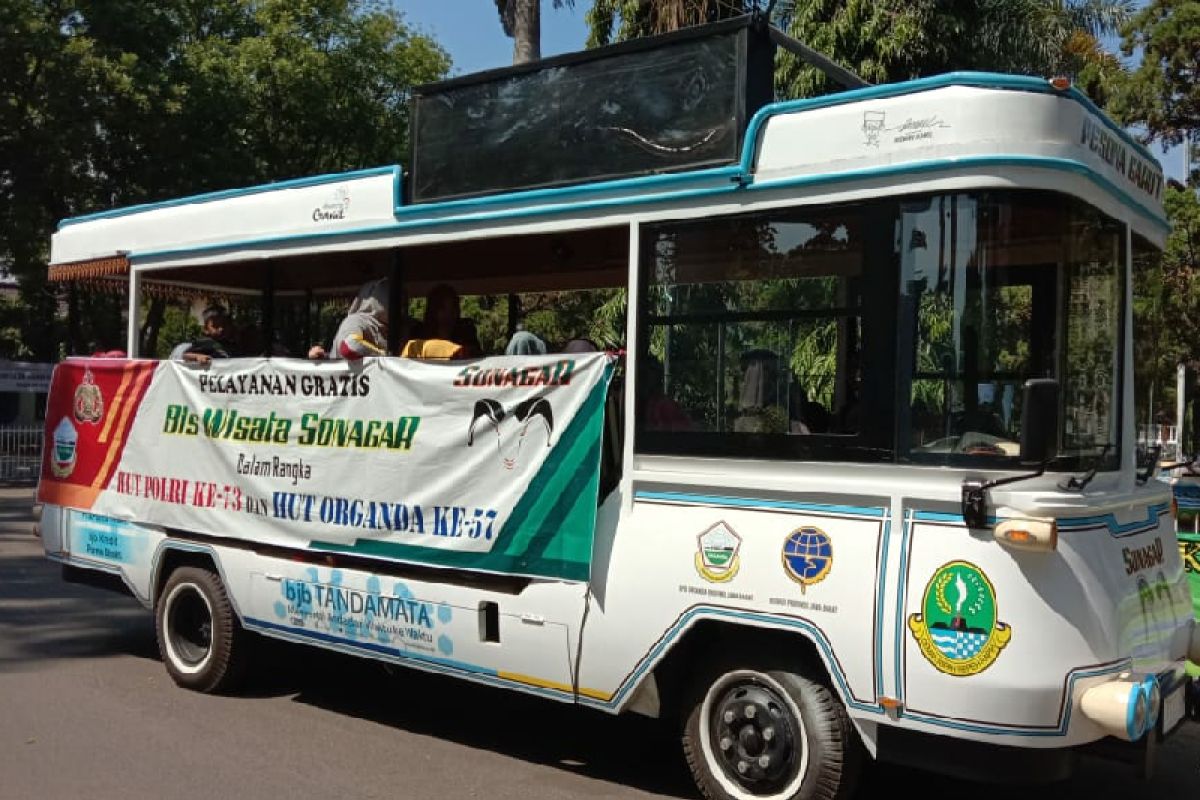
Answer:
[
  {"xmin": 396, "ymin": 1, "xmax": 1186, "ymax": 182},
  {"xmin": 397, "ymin": 0, "xmax": 590, "ymax": 76}
]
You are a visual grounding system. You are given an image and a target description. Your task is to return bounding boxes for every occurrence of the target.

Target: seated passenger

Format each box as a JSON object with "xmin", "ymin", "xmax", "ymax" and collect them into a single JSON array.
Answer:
[
  {"xmin": 174, "ymin": 305, "xmax": 239, "ymax": 365},
  {"xmin": 732, "ymin": 349, "xmax": 807, "ymax": 434},
  {"xmin": 505, "ymin": 328, "xmax": 546, "ymax": 356},
  {"xmin": 562, "ymin": 337, "xmax": 599, "ymax": 353},
  {"xmin": 399, "ymin": 338, "xmax": 464, "ymax": 360},
  {"xmin": 643, "ymin": 357, "xmax": 692, "ymax": 432},
  {"xmin": 405, "ymin": 283, "xmax": 481, "ymax": 358},
  {"xmin": 309, "ymin": 278, "xmax": 388, "ymax": 361}
]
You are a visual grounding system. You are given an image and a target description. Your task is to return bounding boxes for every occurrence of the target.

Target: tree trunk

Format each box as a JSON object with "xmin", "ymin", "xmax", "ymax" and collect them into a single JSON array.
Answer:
[
  {"xmin": 67, "ymin": 284, "xmax": 84, "ymax": 356},
  {"xmin": 140, "ymin": 297, "xmax": 166, "ymax": 357},
  {"xmin": 512, "ymin": 0, "xmax": 541, "ymax": 64}
]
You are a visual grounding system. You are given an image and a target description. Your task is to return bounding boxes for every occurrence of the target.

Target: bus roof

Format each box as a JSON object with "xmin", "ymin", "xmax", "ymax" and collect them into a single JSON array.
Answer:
[{"xmin": 49, "ymin": 71, "xmax": 1169, "ymax": 287}]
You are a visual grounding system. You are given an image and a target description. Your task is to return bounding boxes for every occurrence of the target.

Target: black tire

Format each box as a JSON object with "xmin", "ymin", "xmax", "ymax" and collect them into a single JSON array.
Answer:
[
  {"xmin": 682, "ymin": 660, "xmax": 861, "ymax": 800},
  {"xmin": 155, "ymin": 565, "xmax": 247, "ymax": 694}
]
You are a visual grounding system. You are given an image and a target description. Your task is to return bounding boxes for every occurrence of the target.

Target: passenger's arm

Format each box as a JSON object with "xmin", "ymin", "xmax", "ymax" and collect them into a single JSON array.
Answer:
[{"xmin": 338, "ymin": 332, "xmax": 386, "ymax": 360}]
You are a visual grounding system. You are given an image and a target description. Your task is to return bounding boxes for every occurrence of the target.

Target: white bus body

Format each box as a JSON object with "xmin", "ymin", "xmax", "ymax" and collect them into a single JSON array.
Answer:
[{"xmin": 38, "ymin": 71, "xmax": 1198, "ymax": 800}]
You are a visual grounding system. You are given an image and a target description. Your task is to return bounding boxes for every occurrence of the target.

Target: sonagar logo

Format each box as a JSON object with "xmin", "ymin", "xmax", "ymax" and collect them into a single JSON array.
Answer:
[
  {"xmin": 1123, "ymin": 537, "xmax": 1164, "ymax": 575},
  {"xmin": 908, "ymin": 561, "xmax": 1012, "ymax": 676},
  {"xmin": 466, "ymin": 397, "xmax": 553, "ymax": 470},
  {"xmin": 694, "ymin": 521, "xmax": 741, "ymax": 583}
]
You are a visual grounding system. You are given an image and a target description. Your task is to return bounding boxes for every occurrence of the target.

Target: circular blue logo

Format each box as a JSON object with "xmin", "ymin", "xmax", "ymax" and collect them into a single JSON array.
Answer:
[{"xmin": 782, "ymin": 527, "xmax": 833, "ymax": 591}]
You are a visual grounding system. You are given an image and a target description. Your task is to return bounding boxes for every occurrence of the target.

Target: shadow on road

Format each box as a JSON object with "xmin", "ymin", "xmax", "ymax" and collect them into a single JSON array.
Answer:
[
  {"xmin": 251, "ymin": 638, "xmax": 698, "ymax": 798},
  {"xmin": 248, "ymin": 635, "xmax": 1200, "ymax": 800},
  {"xmin": 0, "ymin": 493, "xmax": 155, "ymax": 668}
]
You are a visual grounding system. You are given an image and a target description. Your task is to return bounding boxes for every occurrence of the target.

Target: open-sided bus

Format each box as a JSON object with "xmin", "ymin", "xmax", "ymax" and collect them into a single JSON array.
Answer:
[{"xmin": 35, "ymin": 18, "xmax": 1199, "ymax": 800}]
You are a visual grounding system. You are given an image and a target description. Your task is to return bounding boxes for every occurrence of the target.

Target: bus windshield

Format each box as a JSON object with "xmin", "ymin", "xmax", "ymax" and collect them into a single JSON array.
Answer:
[{"xmin": 900, "ymin": 191, "xmax": 1125, "ymax": 470}]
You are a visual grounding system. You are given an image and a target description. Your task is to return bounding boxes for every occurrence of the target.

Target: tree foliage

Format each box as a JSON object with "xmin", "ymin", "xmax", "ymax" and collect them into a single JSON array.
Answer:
[
  {"xmin": 0, "ymin": 0, "xmax": 449, "ymax": 359},
  {"xmin": 1133, "ymin": 185, "xmax": 1200, "ymax": 428},
  {"xmin": 585, "ymin": 0, "xmax": 749, "ymax": 47},
  {"xmin": 582, "ymin": 1, "xmax": 1131, "ymax": 96},
  {"xmin": 1110, "ymin": 0, "xmax": 1199, "ymax": 159},
  {"xmin": 772, "ymin": 0, "xmax": 1132, "ymax": 100}
]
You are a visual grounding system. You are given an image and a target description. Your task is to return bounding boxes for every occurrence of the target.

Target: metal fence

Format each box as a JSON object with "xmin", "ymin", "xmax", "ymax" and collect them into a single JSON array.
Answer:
[
  {"xmin": 1138, "ymin": 423, "xmax": 1179, "ymax": 463},
  {"xmin": 0, "ymin": 425, "xmax": 43, "ymax": 482}
]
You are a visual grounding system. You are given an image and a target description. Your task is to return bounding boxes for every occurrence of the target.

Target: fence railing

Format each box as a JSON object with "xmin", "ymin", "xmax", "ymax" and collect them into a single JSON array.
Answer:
[
  {"xmin": 0, "ymin": 425, "xmax": 43, "ymax": 483},
  {"xmin": 1138, "ymin": 423, "xmax": 1180, "ymax": 463}
]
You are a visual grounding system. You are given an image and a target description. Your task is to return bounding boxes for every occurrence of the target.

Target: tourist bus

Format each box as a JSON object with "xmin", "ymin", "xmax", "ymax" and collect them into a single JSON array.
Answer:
[{"xmin": 34, "ymin": 18, "xmax": 1198, "ymax": 800}]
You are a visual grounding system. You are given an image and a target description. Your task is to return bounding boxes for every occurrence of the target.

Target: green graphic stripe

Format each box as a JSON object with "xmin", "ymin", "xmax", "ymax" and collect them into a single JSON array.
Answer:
[
  {"xmin": 516, "ymin": 441, "xmax": 602, "ymax": 571},
  {"xmin": 497, "ymin": 377, "xmax": 608, "ymax": 558}
]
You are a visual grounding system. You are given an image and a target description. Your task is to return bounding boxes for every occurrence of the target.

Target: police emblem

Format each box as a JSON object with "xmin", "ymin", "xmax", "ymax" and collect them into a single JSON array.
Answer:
[
  {"xmin": 73, "ymin": 367, "xmax": 104, "ymax": 424},
  {"xmin": 781, "ymin": 526, "xmax": 833, "ymax": 593},
  {"xmin": 695, "ymin": 522, "xmax": 741, "ymax": 583},
  {"xmin": 908, "ymin": 561, "xmax": 1012, "ymax": 676}
]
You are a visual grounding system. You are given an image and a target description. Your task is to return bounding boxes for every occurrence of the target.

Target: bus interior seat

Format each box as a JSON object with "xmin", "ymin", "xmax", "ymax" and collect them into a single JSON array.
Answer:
[{"xmin": 599, "ymin": 368, "xmax": 624, "ymax": 502}]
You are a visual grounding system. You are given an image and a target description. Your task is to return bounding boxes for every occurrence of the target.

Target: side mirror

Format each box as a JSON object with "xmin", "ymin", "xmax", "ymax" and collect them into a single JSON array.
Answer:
[{"xmin": 1020, "ymin": 378, "xmax": 1059, "ymax": 465}]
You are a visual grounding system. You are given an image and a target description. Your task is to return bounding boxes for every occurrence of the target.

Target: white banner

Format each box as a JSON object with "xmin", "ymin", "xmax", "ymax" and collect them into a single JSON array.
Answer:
[{"xmin": 40, "ymin": 353, "xmax": 614, "ymax": 580}]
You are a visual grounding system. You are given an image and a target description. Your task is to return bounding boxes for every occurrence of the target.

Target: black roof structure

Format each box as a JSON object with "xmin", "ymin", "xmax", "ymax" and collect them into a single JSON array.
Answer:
[{"xmin": 407, "ymin": 14, "xmax": 866, "ymax": 205}]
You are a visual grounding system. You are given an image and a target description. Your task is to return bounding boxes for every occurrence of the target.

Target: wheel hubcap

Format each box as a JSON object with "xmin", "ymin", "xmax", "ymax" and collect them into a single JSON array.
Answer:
[
  {"xmin": 168, "ymin": 586, "xmax": 213, "ymax": 666},
  {"xmin": 711, "ymin": 683, "xmax": 798, "ymax": 791}
]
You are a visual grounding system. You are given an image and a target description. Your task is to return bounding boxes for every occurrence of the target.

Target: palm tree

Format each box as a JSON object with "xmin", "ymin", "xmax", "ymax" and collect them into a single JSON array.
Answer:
[
  {"xmin": 495, "ymin": 0, "xmax": 576, "ymax": 64},
  {"xmin": 586, "ymin": 0, "xmax": 752, "ymax": 47}
]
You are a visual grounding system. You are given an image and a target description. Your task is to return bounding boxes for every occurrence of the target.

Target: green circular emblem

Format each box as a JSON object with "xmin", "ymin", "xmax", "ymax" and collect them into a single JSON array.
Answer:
[{"xmin": 907, "ymin": 560, "xmax": 1012, "ymax": 676}]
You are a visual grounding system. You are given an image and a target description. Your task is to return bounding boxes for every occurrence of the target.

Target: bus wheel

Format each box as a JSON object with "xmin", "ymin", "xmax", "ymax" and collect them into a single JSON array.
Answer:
[
  {"xmin": 155, "ymin": 566, "xmax": 246, "ymax": 693},
  {"xmin": 682, "ymin": 663, "xmax": 860, "ymax": 800}
]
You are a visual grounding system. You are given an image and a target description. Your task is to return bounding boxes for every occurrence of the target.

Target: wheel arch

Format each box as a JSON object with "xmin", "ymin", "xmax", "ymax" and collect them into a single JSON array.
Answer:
[
  {"xmin": 634, "ymin": 615, "xmax": 845, "ymax": 721},
  {"xmin": 151, "ymin": 541, "xmax": 241, "ymax": 621}
]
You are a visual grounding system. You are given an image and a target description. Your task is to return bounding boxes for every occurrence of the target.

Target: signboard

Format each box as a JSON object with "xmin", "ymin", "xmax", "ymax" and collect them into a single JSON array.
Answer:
[
  {"xmin": 38, "ymin": 354, "xmax": 613, "ymax": 581},
  {"xmin": 0, "ymin": 360, "xmax": 53, "ymax": 393}
]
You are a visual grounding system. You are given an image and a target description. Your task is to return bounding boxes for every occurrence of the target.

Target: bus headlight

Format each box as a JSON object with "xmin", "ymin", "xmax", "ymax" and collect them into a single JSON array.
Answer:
[{"xmin": 1080, "ymin": 674, "xmax": 1158, "ymax": 741}]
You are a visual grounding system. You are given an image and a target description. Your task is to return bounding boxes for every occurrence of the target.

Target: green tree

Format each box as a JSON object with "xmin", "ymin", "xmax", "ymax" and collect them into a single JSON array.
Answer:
[
  {"xmin": 1110, "ymin": 1, "xmax": 1200, "ymax": 434},
  {"xmin": 1110, "ymin": 0, "xmax": 1199, "ymax": 180},
  {"xmin": 772, "ymin": 0, "xmax": 1133, "ymax": 100},
  {"xmin": 585, "ymin": 0, "xmax": 748, "ymax": 47},
  {"xmin": 0, "ymin": 0, "xmax": 449, "ymax": 359},
  {"xmin": 1133, "ymin": 184, "xmax": 1200, "ymax": 431}
]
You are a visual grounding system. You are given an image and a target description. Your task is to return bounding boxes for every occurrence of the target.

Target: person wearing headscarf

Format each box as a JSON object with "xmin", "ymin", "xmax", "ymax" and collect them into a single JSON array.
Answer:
[
  {"xmin": 313, "ymin": 278, "xmax": 389, "ymax": 361},
  {"xmin": 505, "ymin": 328, "xmax": 547, "ymax": 356}
]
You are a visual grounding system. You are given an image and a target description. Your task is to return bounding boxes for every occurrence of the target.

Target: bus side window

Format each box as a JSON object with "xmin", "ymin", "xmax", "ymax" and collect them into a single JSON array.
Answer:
[{"xmin": 636, "ymin": 206, "xmax": 873, "ymax": 461}]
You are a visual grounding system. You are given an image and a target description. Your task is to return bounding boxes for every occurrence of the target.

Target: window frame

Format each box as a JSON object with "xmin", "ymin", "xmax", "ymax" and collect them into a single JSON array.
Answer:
[
  {"xmin": 892, "ymin": 190, "xmax": 1128, "ymax": 473},
  {"xmin": 633, "ymin": 199, "xmax": 899, "ymax": 463}
]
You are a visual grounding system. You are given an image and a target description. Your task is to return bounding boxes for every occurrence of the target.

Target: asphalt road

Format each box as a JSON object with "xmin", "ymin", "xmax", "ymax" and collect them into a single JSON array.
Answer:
[{"xmin": 1, "ymin": 487, "xmax": 1196, "ymax": 800}]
